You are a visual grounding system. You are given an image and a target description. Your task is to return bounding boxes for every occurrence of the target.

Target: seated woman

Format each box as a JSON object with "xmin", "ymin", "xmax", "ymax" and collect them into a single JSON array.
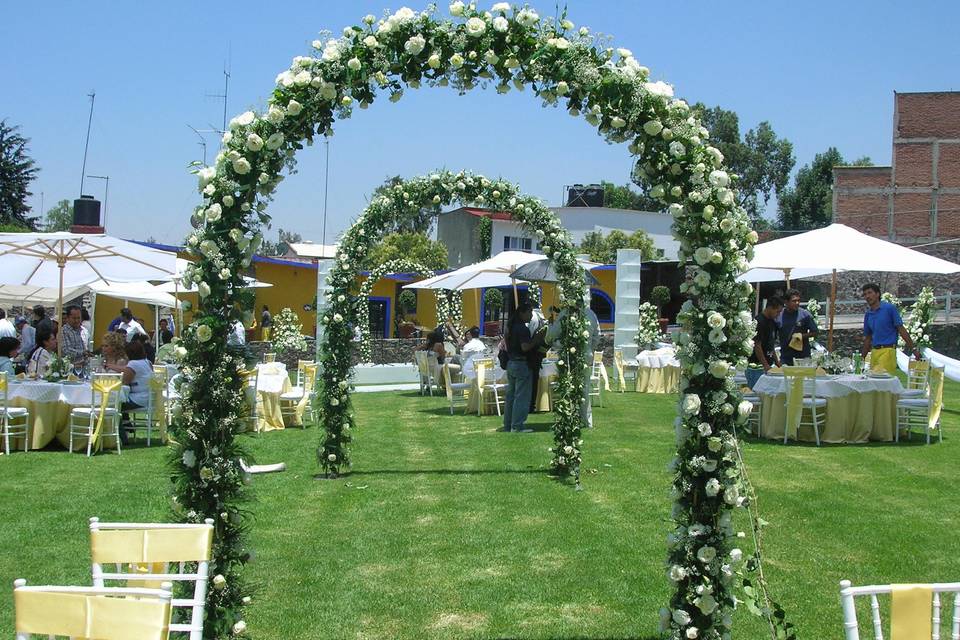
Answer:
[
  {"xmin": 105, "ymin": 340, "xmax": 153, "ymax": 445},
  {"xmin": 0, "ymin": 336, "xmax": 21, "ymax": 376},
  {"xmin": 100, "ymin": 331, "xmax": 128, "ymax": 370},
  {"xmin": 414, "ymin": 328, "xmax": 447, "ymax": 365},
  {"xmin": 27, "ymin": 327, "xmax": 57, "ymax": 378}
]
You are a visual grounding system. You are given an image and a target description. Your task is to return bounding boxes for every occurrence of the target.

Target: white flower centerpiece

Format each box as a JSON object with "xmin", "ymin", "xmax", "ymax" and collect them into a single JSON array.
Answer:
[
  {"xmin": 270, "ymin": 308, "xmax": 308, "ymax": 355},
  {"xmin": 636, "ymin": 301, "xmax": 662, "ymax": 350}
]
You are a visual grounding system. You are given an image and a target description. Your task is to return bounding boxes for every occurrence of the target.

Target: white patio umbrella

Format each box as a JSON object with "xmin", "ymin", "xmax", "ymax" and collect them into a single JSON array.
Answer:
[
  {"xmin": 0, "ymin": 232, "xmax": 177, "ymax": 352},
  {"xmin": 402, "ymin": 251, "xmax": 543, "ymax": 308},
  {"xmin": 745, "ymin": 224, "xmax": 960, "ymax": 348}
]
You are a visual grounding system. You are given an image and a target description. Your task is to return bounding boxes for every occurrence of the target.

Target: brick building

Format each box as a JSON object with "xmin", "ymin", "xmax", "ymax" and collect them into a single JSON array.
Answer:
[{"xmin": 832, "ymin": 91, "xmax": 960, "ymax": 298}]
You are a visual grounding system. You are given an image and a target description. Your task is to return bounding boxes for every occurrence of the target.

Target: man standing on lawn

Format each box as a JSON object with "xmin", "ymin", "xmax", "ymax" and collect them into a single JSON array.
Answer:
[
  {"xmin": 861, "ymin": 283, "xmax": 920, "ymax": 374},
  {"xmin": 778, "ymin": 288, "xmax": 818, "ymax": 365},
  {"xmin": 747, "ymin": 296, "xmax": 783, "ymax": 389}
]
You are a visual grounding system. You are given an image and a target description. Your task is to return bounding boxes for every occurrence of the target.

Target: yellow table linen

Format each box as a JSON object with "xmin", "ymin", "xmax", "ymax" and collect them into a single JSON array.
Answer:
[
  {"xmin": 890, "ymin": 584, "xmax": 932, "ymax": 640},
  {"xmin": 758, "ymin": 391, "xmax": 898, "ymax": 443},
  {"xmin": 465, "ymin": 370, "xmax": 554, "ymax": 415},
  {"xmin": 635, "ymin": 365, "xmax": 681, "ymax": 394},
  {"xmin": 257, "ymin": 377, "xmax": 292, "ymax": 432},
  {"xmin": 7, "ymin": 397, "xmax": 119, "ymax": 452}
]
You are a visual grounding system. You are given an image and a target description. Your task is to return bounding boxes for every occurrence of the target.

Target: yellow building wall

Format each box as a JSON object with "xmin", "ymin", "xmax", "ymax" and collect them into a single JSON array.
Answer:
[
  {"xmin": 253, "ymin": 261, "xmax": 318, "ymax": 337},
  {"xmin": 361, "ymin": 275, "xmax": 439, "ymax": 337},
  {"xmin": 91, "ymin": 298, "xmax": 157, "ymax": 349}
]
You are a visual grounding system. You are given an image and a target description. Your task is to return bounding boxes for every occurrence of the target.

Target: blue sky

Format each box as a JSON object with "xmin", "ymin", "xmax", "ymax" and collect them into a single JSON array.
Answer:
[{"xmin": 3, "ymin": 1, "xmax": 958, "ymax": 246}]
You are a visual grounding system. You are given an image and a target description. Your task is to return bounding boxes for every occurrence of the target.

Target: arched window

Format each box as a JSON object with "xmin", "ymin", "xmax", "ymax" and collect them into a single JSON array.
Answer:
[{"xmin": 590, "ymin": 289, "xmax": 614, "ymax": 323}]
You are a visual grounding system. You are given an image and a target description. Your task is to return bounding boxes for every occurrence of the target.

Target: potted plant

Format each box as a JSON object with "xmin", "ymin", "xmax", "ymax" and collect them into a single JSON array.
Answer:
[{"xmin": 651, "ymin": 285, "xmax": 672, "ymax": 334}]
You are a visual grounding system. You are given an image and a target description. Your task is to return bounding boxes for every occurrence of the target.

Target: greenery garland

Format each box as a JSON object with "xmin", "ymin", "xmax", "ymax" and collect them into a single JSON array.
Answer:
[
  {"xmin": 270, "ymin": 307, "xmax": 308, "ymax": 355},
  {"xmin": 476, "ymin": 214, "xmax": 492, "ymax": 260},
  {"xmin": 436, "ymin": 288, "xmax": 464, "ymax": 333},
  {"xmin": 357, "ymin": 259, "xmax": 434, "ymax": 361},
  {"xmin": 178, "ymin": 3, "xmax": 754, "ymax": 636}
]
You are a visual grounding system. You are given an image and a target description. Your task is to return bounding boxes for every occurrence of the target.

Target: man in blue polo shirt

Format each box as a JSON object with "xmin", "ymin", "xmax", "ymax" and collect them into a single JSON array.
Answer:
[{"xmin": 860, "ymin": 283, "xmax": 920, "ymax": 374}]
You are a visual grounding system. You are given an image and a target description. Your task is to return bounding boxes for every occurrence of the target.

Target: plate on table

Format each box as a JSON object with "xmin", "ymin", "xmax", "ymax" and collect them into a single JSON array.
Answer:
[
  {"xmin": 765, "ymin": 371, "xmax": 784, "ymax": 377},
  {"xmin": 61, "ymin": 380, "xmax": 84, "ymax": 386},
  {"xmin": 867, "ymin": 372, "xmax": 892, "ymax": 379}
]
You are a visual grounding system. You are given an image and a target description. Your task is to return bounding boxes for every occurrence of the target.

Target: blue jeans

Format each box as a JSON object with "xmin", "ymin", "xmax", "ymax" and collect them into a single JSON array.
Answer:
[{"xmin": 503, "ymin": 359, "xmax": 532, "ymax": 431}]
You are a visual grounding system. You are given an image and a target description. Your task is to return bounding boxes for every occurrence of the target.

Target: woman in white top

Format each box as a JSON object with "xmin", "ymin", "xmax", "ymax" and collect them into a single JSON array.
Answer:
[
  {"xmin": 27, "ymin": 327, "xmax": 57, "ymax": 378},
  {"xmin": 105, "ymin": 340, "xmax": 153, "ymax": 444}
]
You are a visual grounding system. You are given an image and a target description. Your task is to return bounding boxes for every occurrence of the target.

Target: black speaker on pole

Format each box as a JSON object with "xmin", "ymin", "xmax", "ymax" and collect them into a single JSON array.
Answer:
[{"xmin": 73, "ymin": 195, "xmax": 101, "ymax": 227}]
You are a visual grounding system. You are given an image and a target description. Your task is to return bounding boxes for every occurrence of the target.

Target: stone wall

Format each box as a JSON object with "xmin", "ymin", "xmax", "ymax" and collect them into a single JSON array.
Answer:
[{"xmin": 826, "ymin": 324, "xmax": 960, "ymax": 358}]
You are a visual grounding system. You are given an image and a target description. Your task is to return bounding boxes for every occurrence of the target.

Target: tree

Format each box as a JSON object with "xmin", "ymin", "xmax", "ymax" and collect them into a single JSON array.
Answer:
[
  {"xmin": 577, "ymin": 228, "xmax": 658, "ymax": 263},
  {"xmin": 43, "ymin": 199, "xmax": 73, "ymax": 232},
  {"xmin": 600, "ymin": 180, "xmax": 661, "ymax": 211},
  {"xmin": 363, "ymin": 232, "xmax": 448, "ymax": 270},
  {"xmin": 260, "ymin": 228, "xmax": 303, "ymax": 256},
  {"xmin": 0, "ymin": 120, "xmax": 39, "ymax": 229},
  {"xmin": 776, "ymin": 147, "xmax": 848, "ymax": 230},
  {"xmin": 690, "ymin": 104, "xmax": 795, "ymax": 229},
  {"xmin": 371, "ymin": 175, "xmax": 435, "ymax": 234}
]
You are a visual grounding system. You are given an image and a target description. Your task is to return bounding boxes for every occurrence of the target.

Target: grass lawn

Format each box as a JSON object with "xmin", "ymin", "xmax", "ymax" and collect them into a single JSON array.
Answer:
[{"xmin": 1, "ymin": 381, "xmax": 958, "ymax": 638}]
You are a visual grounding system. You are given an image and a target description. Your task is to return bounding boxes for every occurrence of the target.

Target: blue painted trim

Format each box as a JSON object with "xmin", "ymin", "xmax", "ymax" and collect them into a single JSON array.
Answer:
[
  {"xmin": 590, "ymin": 288, "xmax": 615, "ymax": 323},
  {"xmin": 368, "ymin": 296, "xmax": 391, "ymax": 338}
]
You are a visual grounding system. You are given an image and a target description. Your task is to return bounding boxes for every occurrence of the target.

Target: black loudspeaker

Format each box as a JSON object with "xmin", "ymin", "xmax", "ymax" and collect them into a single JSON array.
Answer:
[
  {"xmin": 73, "ymin": 196, "xmax": 101, "ymax": 226},
  {"xmin": 566, "ymin": 184, "xmax": 605, "ymax": 207}
]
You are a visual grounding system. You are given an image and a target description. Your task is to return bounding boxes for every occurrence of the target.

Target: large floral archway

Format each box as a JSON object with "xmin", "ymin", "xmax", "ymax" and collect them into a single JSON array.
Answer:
[
  {"xmin": 317, "ymin": 170, "xmax": 588, "ymax": 480},
  {"xmin": 173, "ymin": 4, "xmax": 757, "ymax": 637},
  {"xmin": 356, "ymin": 258, "xmax": 434, "ymax": 362}
]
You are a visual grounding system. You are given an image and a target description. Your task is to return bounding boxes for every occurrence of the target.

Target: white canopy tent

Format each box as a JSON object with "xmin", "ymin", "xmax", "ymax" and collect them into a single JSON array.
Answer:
[{"xmin": 745, "ymin": 224, "xmax": 960, "ymax": 348}]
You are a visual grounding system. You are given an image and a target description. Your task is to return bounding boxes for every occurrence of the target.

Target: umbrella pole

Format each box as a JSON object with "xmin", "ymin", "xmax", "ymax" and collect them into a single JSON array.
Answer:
[
  {"xmin": 512, "ymin": 278, "xmax": 519, "ymax": 307},
  {"xmin": 474, "ymin": 288, "xmax": 480, "ymax": 329},
  {"xmin": 828, "ymin": 269, "xmax": 837, "ymax": 352},
  {"xmin": 784, "ymin": 268, "xmax": 792, "ymax": 289},
  {"xmin": 754, "ymin": 284, "xmax": 760, "ymax": 315},
  {"xmin": 56, "ymin": 261, "xmax": 64, "ymax": 356}
]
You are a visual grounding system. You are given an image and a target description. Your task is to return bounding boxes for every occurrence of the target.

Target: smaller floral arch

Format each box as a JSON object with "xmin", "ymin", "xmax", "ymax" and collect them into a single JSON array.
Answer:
[
  {"xmin": 435, "ymin": 288, "xmax": 464, "ymax": 334},
  {"xmin": 356, "ymin": 258, "xmax": 434, "ymax": 362},
  {"xmin": 317, "ymin": 170, "xmax": 590, "ymax": 482}
]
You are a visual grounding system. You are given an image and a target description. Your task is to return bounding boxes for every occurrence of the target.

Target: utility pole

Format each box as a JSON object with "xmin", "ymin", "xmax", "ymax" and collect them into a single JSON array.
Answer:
[
  {"xmin": 80, "ymin": 91, "xmax": 95, "ymax": 195},
  {"xmin": 322, "ymin": 138, "xmax": 330, "ymax": 247}
]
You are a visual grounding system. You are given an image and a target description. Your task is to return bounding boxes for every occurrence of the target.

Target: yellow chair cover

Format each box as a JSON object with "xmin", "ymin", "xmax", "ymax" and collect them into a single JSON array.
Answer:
[
  {"xmin": 890, "ymin": 584, "xmax": 932, "ymax": 640},
  {"xmin": 91, "ymin": 527, "xmax": 213, "ymax": 564},
  {"xmin": 90, "ymin": 376, "xmax": 123, "ymax": 452},
  {"xmin": 15, "ymin": 588, "xmax": 171, "ymax": 640},
  {"xmin": 927, "ymin": 367, "xmax": 945, "ymax": 432},
  {"xmin": 613, "ymin": 351, "xmax": 627, "ymax": 391},
  {"xmin": 783, "ymin": 366, "xmax": 817, "ymax": 440},
  {"xmin": 296, "ymin": 363, "xmax": 318, "ymax": 420}
]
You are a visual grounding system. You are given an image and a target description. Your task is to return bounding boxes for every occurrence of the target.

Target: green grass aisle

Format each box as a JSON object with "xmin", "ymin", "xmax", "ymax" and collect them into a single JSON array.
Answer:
[{"xmin": 1, "ymin": 383, "xmax": 958, "ymax": 638}]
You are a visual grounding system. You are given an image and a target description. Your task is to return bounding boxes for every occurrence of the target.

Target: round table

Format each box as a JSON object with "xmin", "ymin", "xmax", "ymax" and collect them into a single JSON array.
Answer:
[
  {"xmin": 629, "ymin": 348, "xmax": 680, "ymax": 394},
  {"xmin": 253, "ymin": 362, "xmax": 296, "ymax": 431},
  {"xmin": 6, "ymin": 379, "xmax": 120, "ymax": 451},
  {"xmin": 463, "ymin": 361, "xmax": 557, "ymax": 415},
  {"xmin": 753, "ymin": 373, "xmax": 906, "ymax": 443}
]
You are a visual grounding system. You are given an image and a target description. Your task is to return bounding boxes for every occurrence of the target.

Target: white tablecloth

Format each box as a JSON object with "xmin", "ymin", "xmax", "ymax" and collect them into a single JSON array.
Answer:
[
  {"xmin": 256, "ymin": 362, "xmax": 289, "ymax": 393},
  {"xmin": 629, "ymin": 347, "xmax": 680, "ymax": 369},
  {"xmin": 753, "ymin": 373, "xmax": 904, "ymax": 399},
  {"xmin": 7, "ymin": 380, "xmax": 93, "ymax": 405}
]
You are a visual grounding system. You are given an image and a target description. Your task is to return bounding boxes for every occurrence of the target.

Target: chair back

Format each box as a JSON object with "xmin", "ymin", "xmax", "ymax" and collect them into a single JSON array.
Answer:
[
  {"xmin": 414, "ymin": 351, "xmax": 431, "ymax": 378},
  {"xmin": 443, "ymin": 341, "xmax": 458, "ymax": 357},
  {"xmin": 89, "ymin": 517, "xmax": 214, "ymax": 640},
  {"xmin": 149, "ymin": 366, "xmax": 170, "ymax": 423},
  {"xmin": 442, "ymin": 363, "xmax": 456, "ymax": 401},
  {"xmin": 295, "ymin": 359, "xmax": 312, "ymax": 387},
  {"xmin": 263, "ymin": 352, "xmax": 276, "ymax": 363},
  {"xmin": 908, "ymin": 360, "xmax": 931, "ymax": 392},
  {"xmin": 592, "ymin": 350, "xmax": 604, "ymax": 374},
  {"xmin": 0, "ymin": 371, "xmax": 9, "ymax": 412},
  {"xmin": 839, "ymin": 579, "xmax": 960, "ymax": 640},
  {"xmin": 474, "ymin": 358, "xmax": 495, "ymax": 384},
  {"xmin": 927, "ymin": 366, "xmax": 945, "ymax": 432},
  {"xmin": 782, "ymin": 366, "xmax": 817, "ymax": 434},
  {"xmin": 14, "ymin": 579, "xmax": 173, "ymax": 640}
]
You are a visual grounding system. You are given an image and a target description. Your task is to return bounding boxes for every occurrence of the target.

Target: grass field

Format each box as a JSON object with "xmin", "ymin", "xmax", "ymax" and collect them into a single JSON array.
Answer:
[{"xmin": 1, "ymin": 381, "xmax": 958, "ymax": 638}]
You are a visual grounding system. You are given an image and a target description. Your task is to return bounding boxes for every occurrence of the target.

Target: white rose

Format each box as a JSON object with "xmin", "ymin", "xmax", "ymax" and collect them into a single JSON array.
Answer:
[
  {"xmin": 363, "ymin": 35, "xmax": 379, "ymax": 48},
  {"xmin": 516, "ymin": 8, "xmax": 539, "ymax": 26},
  {"xmin": 205, "ymin": 204, "xmax": 222, "ymax": 222},
  {"xmin": 709, "ymin": 360, "xmax": 731, "ymax": 379},
  {"xmin": 697, "ymin": 545, "xmax": 717, "ymax": 564},
  {"xmin": 286, "ymin": 100, "xmax": 303, "ymax": 116},
  {"xmin": 686, "ymin": 627, "xmax": 699, "ymax": 639},
  {"xmin": 693, "ymin": 246, "xmax": 713, "ymax": 266},
  {"xmin": 672, "ymin": 608, "xmax": 691, "ymax": 626},
  {"xmin": 697, "ymin": 422, "xmax": 712, "ymax": 436},
  {"xmin": 182, "ymin": 450, "xmax": 196, "ymax": 468},
  {"xmin": 610, "ymin": 116, "xmax": 626, "ymax": 128},
  {"xmin": 203, "ymin": 184, "xmax": 215, "ymax": 196},
  {"xmin": 669, "ymin": 141, "xmax": 686, "ymax": 157},
  {"xmin": 427, "ymin": 53, "xmax": 441, "ymax": 68},
  {"xmin": 668, "ymin": 565, "xmax": 687, "ymax": 582},
  {"xmin": 738, "ymin": 400, "xmax": 754, "ymax": 418},
  {"xmin": 707, "ymin": 437, "xmax": 723, "ymax": 453},
  {"xmin": 723, "ymin": 484, "xmax": 740, "ymax": 505},
  {"xmin": 449, "ymin": 1, "xmax": 465, "ymax": 16},
  {"xmin": 643, "ymin": 80, "xmax": 674, "ymax": 97},
  {"xmin": 322, "ymin": 40, "xmax": 341, "ymax": 62},
  {"xmin": 642, "ymin": 120, "xmax": 663, "ymax": 136},
  {"xmin": 466, "ymin": 16, "xmax": 487, "ymax": 37},
  {"xmin": 709, "ymin": 169, "xmax": 730, "ymax": 187},
  {"xmin": 265, "ymin": 132, "xmax": 284, "ymax": 151},
  {"xmin": 450, "ymin": 53, "xmax": 464, "ymax": 68},
  {"xmin": 229, "ymin": 111, "xmax": 255, "ymax": 130},
  {"xmin": 705, "ymin": 478, "xmax": 721, "ymax": 497},
  {"xmin": 682, "ymin": 394, "xmax": 701, "ymax": 416},
  {"xmin": 747, "ymin": 230, "xmax": 759, "ymax": 243},
  {"xmin": 720, "ymin": 218, "xmax": 734, "ymax": 232},
  {"xmin": 293, "ymin": 70, "xmax": 311, "ymax": 86},
  {"xmin": 319, "ymin": 83, "xmax": 337, "ymax": 101},
  {"xmin": 706, "ymin": 311, "xmax": 726, "ymax": 329},
  {"xmin": 197, "ymin": 166, "xmax": 216, "ymax": 187},
  {"xmin": 212, "ymin": 574, "xmax": 226, "ymax": 588},
  {"xmin": 492, "ymin": 15, "xmax": 509, "ymax": 31},
  {"xmin": 198, "ymin": 282, "xmax": 211, "ymax": 298},
  {"xmin": 404, "ymin": 34, "xmax": 426, "ymax": 56},
  {"xmin": 327, "ymin": 453, "xmax": 337, "ymax": 462},
  {"xmin": 233, "ymin": 620, "xmax": 247, "ymax": 635},
  {"xmin": 245, "ymin": 133, "xmax": 263, "ymax": 152},
  {"xmin": 550, "ymin": 37, "xmax": 570, "ymax": 49},
  {"xmin": 492, "ymin": 1, "xmax": 510, "ymax": 11}
]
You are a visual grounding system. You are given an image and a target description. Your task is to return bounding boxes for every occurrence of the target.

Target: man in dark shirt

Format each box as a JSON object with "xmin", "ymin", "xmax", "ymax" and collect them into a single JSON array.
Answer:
[
  {"xmin": 778, "ymin": 288, "xmax": 818, "ymax": 365},
  {"xmin": 748, "ymin": 296, "xmax": 784, "ymax": 388},
  {"xmin": 501, "ymin": 303, "xmax": 545, "ymax": 433}
]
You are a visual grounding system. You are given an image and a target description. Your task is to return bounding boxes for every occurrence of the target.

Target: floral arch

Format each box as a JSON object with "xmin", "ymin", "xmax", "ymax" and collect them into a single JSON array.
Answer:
[
  {"xmin": 173, "ymin": 4, "xmax": 758, "ymax": 637},
  {"xmin": 317, "ymin": 170, "xmax": 588, "ymax": 480},
  {"xmin": 355, "ymin": 258, "xmax": 435, "ymax": 362}
]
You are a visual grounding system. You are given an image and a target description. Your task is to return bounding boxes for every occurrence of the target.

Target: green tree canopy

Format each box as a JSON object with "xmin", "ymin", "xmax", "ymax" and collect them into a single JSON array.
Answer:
[
  {"xmin": 577, "ymin": 228, "xmax": 658, "ymax": 264},
  {"xmin": 260, "ymin": 228, "xmax": 303, "ymax": 256},
  {"xmin": 0, "ymin": 120, "xmax": 39, "ymax": 229},
  {"xmin": 600, "ymin": 180, "xmax": 661, "ymax": 211},
  {"xmin": 775, "ymin": 147, "xmax": 870, "ymax": 230},
  {"xmin": 44, "ymin": 199, "xmax": 73, "ymax": 232},
  {"xmin": 363, "ymin": 232, "xmax": 448, "ymax": 270}
]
